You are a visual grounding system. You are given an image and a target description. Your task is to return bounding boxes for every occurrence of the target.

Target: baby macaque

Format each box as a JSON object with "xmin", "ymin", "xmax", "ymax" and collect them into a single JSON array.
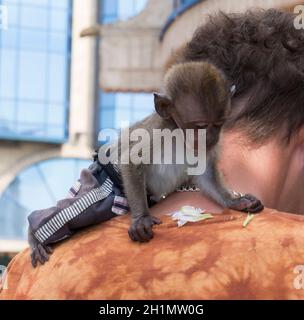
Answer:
[
  {"xmin": 28, "ymin": 61, "xmax": 264, "ymax": 267},
  {"xmin": 114, "ymin": 61, "xmax": 264, "ymax": 242}
]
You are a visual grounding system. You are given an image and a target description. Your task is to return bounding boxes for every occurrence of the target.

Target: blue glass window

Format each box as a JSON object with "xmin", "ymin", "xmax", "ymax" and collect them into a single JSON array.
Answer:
[
  {"xmin": 100, "ymin": 0, "xmax": 148, "ymax": 24},
  {"xmin": 0, "ymin": 158, "xmax": 91, "ymax": 240},
  {"xmin": 98, "ymin": 0, "xmax": 153, "ymax": 137},
  {"xmin": 0, "ymin": 0, "xmax": 71, "ymax": 143},
  {"xmin": 99, "ymin": 92, "xmax": 154, "ymax": 130}
]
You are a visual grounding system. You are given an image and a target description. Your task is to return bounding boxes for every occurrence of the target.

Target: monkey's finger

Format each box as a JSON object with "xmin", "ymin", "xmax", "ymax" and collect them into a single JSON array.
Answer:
[
  {"xmin": 136, "ymin": 226, "xmax": 150, "ymax": 242},
  {"xmin": 247, "ymin": 203, "xmax": 264, "ymax": 213},
  {"xmin": 32, "ymin": 249, "xmax": 44, "ymax": 267},
  {"xmin": 35, "ymin": 249, "xmax": 46, "ymax": 265},
  {"xmin": 244, "ymin": 195, "xmax": 264, "ymax": 211},
  {"xmin": 142, "ymin": 220, "xmax": 155, "ymax": 240},
  {"xmin": 143, "ymin": 225, "xmax": 154, "ymax": 240},
  {"xmin": 129, "ymin": 226, "xmax": 145, "ymax": 242},
  {"xmin": 37, "ymin": 244, "xmax": 49, "ymax": 262},
  {"xmin": 243, "ymin": 194, "xmax": 257, "ymax": 201},
  {"xmin": 151, "ymin": 216, "xmax": 162, "ymax": 225},
  {"xmin": 37, "ymin": 254, "xmax": 45, "ymax": 265},
  {"xmin": 246, "ymin": 199, "xmax": 262, "ymax": 209},
  {"xmin": 31, "ymin": 252, "xmax": 37, "ymax": 268},
  {"xmin": 128, "ymin": 228, "xmax": 137, "ymax": 242},
  {"xmin": 238, "ymin": 195, "xmax": 260, "ymax": 209},
  {"xmin": 132, "ymin": 230, "xmax": 144, "ymax": 242},
  {"xmin": 45, "ymin": 245, "xmax": 53, "ymax": 254}
]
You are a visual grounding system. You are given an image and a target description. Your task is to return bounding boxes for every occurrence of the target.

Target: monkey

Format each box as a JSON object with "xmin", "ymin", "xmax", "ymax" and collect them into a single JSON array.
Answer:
[
  {"xmin": 28, "ymin": 61, "xmax": 263, "ymax": 266},
  {"xmin": 115, "ymin": 61, "xmax": 264, "ymax": 243}
]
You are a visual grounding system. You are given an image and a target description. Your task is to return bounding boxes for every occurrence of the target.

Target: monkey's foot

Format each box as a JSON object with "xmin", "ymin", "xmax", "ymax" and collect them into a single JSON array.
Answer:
[
  {"xmin": 128, "ymin": 215, "xmax": 162, "ymax": 242},
  {"xmin": 30, "ymin": 244, "xmax": 53, "ymax": 268},
  {"xmin": 229, "ymin": 194, "xmax": 264, "ymax": 213}
]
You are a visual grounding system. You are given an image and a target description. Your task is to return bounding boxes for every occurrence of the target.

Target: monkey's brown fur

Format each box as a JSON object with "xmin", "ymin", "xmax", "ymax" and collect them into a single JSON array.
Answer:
[{"xmin": 164, "ymin": 62, "xmax": 229, "ymax": 112}]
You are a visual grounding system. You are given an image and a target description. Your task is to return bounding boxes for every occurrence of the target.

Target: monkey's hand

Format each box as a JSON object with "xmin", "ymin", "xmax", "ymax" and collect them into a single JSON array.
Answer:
[
  {"xmin": 128, "ymin": 215, "xmax": 162, "ymax": 242},
  {"xmin": 228, "ymin": 193, "xmax": 264, "ymax": 213},
  {"xmin": 28, "ymin": 229, "xmax": 53, "ymax": 268}
]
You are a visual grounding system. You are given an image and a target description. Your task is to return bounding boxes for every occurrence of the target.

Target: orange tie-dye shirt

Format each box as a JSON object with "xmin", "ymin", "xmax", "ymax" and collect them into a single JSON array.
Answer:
[{"xmin": 1, "ymin": 192, "xmax": 304, "ymax": 300}]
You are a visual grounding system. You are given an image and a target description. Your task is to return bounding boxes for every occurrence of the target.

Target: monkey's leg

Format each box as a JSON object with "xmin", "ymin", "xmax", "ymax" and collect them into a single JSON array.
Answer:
[
  {"xmin": 192, "ymin": 160, "xmax": 264, "ymax": 213},
  {"xmin": 120, "ymin": 165, "xmax": 161, "ymax": 242}
]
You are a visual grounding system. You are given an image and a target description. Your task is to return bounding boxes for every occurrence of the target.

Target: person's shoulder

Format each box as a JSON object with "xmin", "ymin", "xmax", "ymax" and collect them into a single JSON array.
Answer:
[{"xmin": 150, "ymin": 191, "xmax": 223, "ymax": 217}]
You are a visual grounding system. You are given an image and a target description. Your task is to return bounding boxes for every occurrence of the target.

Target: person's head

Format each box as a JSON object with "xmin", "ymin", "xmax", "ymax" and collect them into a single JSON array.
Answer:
[{"xmin": 172, "ymin": 9, "xmax": 304, "ymax": 146}]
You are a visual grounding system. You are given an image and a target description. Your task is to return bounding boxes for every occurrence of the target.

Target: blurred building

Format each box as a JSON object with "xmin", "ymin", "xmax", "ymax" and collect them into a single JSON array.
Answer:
[{"xmin": 0, "ymin": 0, "xmax": 301, "ymax": 260}]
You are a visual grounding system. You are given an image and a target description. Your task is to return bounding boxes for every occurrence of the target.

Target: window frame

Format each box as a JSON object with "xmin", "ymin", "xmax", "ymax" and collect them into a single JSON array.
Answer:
[{"xmin": 0, "ymin": 0, "xmax": 73, "ymax": 144}]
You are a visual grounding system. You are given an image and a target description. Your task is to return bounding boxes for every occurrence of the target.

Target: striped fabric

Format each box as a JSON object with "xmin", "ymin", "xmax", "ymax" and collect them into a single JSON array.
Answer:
[
  {"xmin": 112, "ymin": 195, "xmax": 129, "ymax": 215},
  {"xmin": 113, "ymin": 163, "xmax": 120, "ymax": 174},
  {"xmin": 34, "ymin": 178, "xmax": 114, "ymax": 243},
  {"xmin": 67, "ymin": 180, "xmax": 82, "ymax": 198}
]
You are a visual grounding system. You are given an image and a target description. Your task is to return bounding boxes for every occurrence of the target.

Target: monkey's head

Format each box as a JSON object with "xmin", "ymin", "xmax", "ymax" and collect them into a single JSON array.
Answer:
[{"xmin": 154, "ymin": 61, "xmax": 232, "ymax": 150}]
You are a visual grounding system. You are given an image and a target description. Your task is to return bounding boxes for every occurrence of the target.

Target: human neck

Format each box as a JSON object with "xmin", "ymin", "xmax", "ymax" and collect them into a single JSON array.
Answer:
[{"xmin": 219, "ymin": 129, "xmax": 304, "ymax": 214}]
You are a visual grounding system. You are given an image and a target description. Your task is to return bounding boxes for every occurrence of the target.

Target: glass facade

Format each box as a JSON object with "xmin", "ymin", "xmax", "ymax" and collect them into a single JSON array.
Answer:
[
  {"xmin": 0, "ymin": 158, "xmax": 90, "ymax": 240},
  {"xmin": 101, "ymin": 0, "xmax": 148, "ymax": 23},
  {"xmin": 98, "ymin": 0, "xmax": 154, "ymax": 133},
  {"xmin": 99, "ymin": 92, "xmax": 154, "ymax": 130},
  {"xmin": 0, "ymin": 0, "xmax": 71, "ymax": 143}
]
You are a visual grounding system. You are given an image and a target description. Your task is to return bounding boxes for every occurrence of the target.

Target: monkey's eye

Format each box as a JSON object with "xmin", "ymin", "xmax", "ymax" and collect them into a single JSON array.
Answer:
[
  {"xmin": 213, "ymin": 121, "xmax": 224, "ymax": 128},
  {"xmin": 195, "ymin": 124, "xmax": 208, "ymax": 129}
]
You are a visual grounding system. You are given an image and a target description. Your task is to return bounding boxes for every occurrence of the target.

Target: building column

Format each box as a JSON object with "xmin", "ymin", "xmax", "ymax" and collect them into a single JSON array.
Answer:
[{"xmin": 62, "ymin": 0, "xmax": 99, "ymax": 158}]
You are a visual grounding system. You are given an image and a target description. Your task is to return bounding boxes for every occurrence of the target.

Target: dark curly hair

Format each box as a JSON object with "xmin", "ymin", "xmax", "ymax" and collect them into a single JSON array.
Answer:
[{"xmin": 168, "ymin": 9, "xmax": 304, "ymax": 144}]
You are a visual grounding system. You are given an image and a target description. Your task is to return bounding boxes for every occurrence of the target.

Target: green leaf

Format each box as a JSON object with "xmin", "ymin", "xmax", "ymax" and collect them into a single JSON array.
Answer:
[{"xmin": 243, "ymin": 213, "xmax": 255, "ymax": 228}]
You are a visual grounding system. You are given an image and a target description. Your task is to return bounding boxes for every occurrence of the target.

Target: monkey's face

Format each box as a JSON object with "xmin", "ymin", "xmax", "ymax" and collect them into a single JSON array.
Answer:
[
  {"xmin": 154, "ymin": 92, "xmax": 229, "ymax": 151},
  {"xmin": 172, "ymin": 111, "xmax": 223, "ymax": 151},
  {"xmin": 171, "ymin": 95, "xmax": 226, "ymax": 151},
  {"xmin": 154, "ymin": 60, "xmax": 232, "ymax": 150}
]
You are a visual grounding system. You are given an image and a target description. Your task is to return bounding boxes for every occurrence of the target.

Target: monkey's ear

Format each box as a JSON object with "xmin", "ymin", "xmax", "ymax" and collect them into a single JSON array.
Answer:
[{"xmin": 153, "ymin": 92, "xmax": 173, "ymax": 119}]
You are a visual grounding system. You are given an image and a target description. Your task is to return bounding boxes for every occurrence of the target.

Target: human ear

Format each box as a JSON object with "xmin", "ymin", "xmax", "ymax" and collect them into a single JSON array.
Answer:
[{"xmin": 153, "ymin": 92, "xmax": 173, "ymax": 119}]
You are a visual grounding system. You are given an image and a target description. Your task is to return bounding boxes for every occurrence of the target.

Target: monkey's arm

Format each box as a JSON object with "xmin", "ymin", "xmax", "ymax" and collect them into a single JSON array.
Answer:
[
  {"xmin": 192, "ymin": 156, "xmax": 264, "ymax": 213},
  {"xmin": 120, "ymin": 164, "xmax": 161, "ymax": 242}
]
